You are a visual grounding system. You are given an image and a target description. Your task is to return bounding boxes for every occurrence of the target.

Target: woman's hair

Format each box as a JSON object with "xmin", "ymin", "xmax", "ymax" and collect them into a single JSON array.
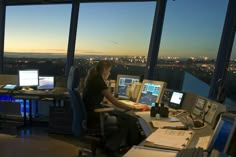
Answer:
[{"xmin": 84, "ymin": 60, "xmax": 112, "ymax": 86}]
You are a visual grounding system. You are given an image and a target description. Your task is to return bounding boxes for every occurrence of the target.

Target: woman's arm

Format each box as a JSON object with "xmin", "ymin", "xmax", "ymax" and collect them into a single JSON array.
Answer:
[{"xmin": 102, "ymin": 89, "xmax": 149, "ymax": 111}]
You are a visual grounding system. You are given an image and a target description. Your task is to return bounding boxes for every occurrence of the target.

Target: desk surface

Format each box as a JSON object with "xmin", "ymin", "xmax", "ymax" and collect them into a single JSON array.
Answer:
[
  {"xmin": 0, "ymin": 87, "xmax": 69, "ymax": 99},
  {"xmin": 134, "ymin": 111, "xmax": 213, "ymax": 150}
]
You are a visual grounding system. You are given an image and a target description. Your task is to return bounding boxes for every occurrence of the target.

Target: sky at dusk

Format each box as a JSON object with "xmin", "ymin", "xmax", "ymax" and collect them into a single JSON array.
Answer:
[{"xmin": 4, "ymin": 0, "xmax": 235, "ymax": 59}]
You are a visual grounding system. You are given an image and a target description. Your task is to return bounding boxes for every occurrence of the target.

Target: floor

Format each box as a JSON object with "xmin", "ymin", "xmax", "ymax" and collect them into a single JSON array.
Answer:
[{"xmin": 0, "ymin": 124, "xmax": 110, "ymax": 157}]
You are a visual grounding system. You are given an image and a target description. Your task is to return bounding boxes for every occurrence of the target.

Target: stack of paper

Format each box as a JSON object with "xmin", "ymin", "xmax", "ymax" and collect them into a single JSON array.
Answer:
[
  {"xmin": 151, "ymin": 120, "xmax": 185, "ymax": 128},
  {"xmin": 123, "ymin": 146, "xmax": 177, "ymax": 157},
  {"xmin": 145, "ymin": 129, "xmax": 194, "ymax": 150}
]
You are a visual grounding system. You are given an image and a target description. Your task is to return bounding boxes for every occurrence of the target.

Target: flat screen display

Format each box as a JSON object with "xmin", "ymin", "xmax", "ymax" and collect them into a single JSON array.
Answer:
[
  {"xmin": 137, "ymin": 80, "xmax": 167, "ymax": 106},
  {"xmin": 18, "ymin": 69, "xmax": 39, "ymax": 87},
  {"xmin": 38, "ymin": 76, "xmax": 54, "ymax": 90},
  {"xmin": 207, "ymin": 113, "xmax": 236, "ymax": 152},
  {"xmin": 169, "ymin": 91, "xmax": 184, "ymax": 109},
  {"xmin": 3, "ymin": 84, "xmax": 17, "ymax": 90},
  {"xmin": 224, "ymin": 113, "xmax": 236, "ymax": 156},
  {"xmin": 116, "ymin": 74, "xmax": 140, "ymax": 98}
]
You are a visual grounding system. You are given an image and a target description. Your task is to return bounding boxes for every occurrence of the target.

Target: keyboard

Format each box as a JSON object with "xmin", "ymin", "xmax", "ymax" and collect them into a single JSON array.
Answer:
[
  {"xmin": 19, "ymin": 90, "xmax": 52, "ymax": 95},
  {"xmin": 176, "ymin": 147, "xmax": 204, "ymax": 157},
  {"xmin": 119, "ymin": 99, "xmax": 136, "ymax": 106}
]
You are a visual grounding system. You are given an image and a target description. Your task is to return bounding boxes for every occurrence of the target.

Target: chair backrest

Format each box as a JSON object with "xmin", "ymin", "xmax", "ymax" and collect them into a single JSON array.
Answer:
[
  {"xmin": 67, "ymin": 65, "xmax": 80, "ymax": 91},
  {"xmin": 67, "ymin": 66, "xmax": 87, "ymax": 137},
  {"xmin": 70, "ymin": 90, "xmax": 87, "ymax": 137}
]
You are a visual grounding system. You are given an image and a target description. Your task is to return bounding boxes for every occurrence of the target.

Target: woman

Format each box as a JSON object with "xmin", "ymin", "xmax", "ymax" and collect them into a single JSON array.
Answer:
[
  {"xmin": 83, "ymin": 60, "xmax": 149, "ymax": 125},
  {"xmin": 82, "ymin": 60, "xmax": 149, "ymax": 154}
]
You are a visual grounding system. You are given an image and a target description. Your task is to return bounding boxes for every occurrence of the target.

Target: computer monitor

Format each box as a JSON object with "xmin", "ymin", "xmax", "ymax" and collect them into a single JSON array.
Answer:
[
  {"xmin": 38, "ymin": 76, "xmax": 55, "ymax": 90},
  {"xmin": 137, "ymin": 79, "xmax": 167, "ymax": 106},
  {"xmin": 224, "ymin": 113, "xmax": 236, "ymax": 156},
  {"xmin": 207, "ymin": 113, "xmax": 236, "ymax": 153},
  {"xmin": 168, "ymin": 91, "xmax": 185, "ymax": 109},
  {"xmin": 18, "ymin": 69, "xmax": 39, "ymax": 90},
  {"xmin": 115, "ymin": 74, "xmax": 140, "ymax": 98}
]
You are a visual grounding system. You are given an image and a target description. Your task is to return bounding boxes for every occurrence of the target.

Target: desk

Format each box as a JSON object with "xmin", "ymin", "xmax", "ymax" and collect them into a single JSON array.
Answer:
[
  {"xmin": 135, "ymin": 111, "xmax": 213, "ymax": 149},
  {"xmin": 0, "ymin": 87, "xmax": 69, "ymax": 126}
]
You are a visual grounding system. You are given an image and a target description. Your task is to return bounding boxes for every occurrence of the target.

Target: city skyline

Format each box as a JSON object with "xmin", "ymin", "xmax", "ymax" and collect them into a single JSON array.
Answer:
[{"xmin": 4, "ymin": 0, "xmax": 236, "ymax": 58}]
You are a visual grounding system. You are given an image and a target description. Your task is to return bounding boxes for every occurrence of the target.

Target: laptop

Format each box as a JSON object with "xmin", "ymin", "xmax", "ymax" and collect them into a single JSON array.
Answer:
[{"xmin": 37, "ymin": 76, "xmax": 55, "ymax": 90}]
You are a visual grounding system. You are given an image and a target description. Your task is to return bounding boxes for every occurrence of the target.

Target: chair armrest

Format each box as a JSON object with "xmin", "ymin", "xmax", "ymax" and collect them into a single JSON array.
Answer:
[{"xmin": 94, "ymin": 107, "xmax": 114, "ymax": 113}]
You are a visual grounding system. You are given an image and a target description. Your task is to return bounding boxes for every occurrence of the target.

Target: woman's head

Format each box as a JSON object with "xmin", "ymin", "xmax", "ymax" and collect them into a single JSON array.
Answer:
[
  {"xmin": 85, "ymin": 60, "xmax": 112, "ymax": 84},
  {"xmin": 95, "ymin": 60, "xmax": 112, "ymax": 80}
]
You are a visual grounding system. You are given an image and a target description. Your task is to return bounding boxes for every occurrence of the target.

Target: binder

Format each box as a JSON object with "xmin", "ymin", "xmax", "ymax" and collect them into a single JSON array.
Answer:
[{"xmin": 144, "ymin": 129, "xmax": 194, "ymax": 150}]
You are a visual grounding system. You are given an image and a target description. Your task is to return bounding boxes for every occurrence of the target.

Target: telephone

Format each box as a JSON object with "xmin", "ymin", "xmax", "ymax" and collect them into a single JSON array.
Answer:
[{"xmin": 126, "ymin": 82, "xmax": 142, "ymax": 101}]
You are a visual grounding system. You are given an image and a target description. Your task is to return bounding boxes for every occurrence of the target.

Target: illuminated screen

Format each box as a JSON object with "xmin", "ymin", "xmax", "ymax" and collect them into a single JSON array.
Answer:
[
  {"xmin": 169, "ymin": 91, "xmax": 184, "ymax": 109},
  {"xmin": 225, "ymin": 120, "xmax": 236, "ymax": 156},
  {"xmin": 18, "ymin": 70, "xmax": 39, "ymax": 87},
  {"xmin": 137, "ymin": 80, "xmax": 166, "ymax": 106},
  {"xmin": 208, "ymin": 113, "xmax": 235, "ymax": 152},
  {"xmin": 116, "ymin": 74, "xmax": 140, "ymax": 97},
  {"xmin": 3, "ymin": 84, "xmax": 17, "ymax": 90},
  {"xmin": 38, "ymin": 76, "xmax": 54, "ymax": 90}
]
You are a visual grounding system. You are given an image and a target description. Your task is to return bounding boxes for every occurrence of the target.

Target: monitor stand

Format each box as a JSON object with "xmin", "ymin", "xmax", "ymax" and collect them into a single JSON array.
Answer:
[{"xmin": 21, "ymin": 87, "xmax": 34, "ymax": 91}]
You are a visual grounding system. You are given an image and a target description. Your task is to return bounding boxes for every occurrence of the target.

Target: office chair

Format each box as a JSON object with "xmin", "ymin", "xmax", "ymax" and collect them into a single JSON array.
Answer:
[{"xmin": 67, "ymin": 65, "xmax": 115, "ymax": 156}]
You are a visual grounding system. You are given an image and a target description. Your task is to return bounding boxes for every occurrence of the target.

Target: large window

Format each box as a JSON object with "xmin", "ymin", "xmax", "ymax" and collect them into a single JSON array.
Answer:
[
  {"xmin": 74, "ymin": 2, "xmax": 156, "ymax": 79},
  {"xmin": 157, "ymin": 0, "xmax": 228, "ymax": 96},
  {"xmin": 225, "ymin": 34, "xmax": 236, "ymax": 107},
  {"xmin": 4, "ymin": 4, "xmax": 71, "ymax": 75}
]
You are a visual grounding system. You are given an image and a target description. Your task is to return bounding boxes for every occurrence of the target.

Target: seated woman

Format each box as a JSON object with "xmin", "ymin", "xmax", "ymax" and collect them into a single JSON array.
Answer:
[
  {"xmin": 83, "ymin": 60, "xmax": 149, "ymax": 128},
  {"xmin": 82, "ymin": 60, "xmax": 149, "ymax": 152}
]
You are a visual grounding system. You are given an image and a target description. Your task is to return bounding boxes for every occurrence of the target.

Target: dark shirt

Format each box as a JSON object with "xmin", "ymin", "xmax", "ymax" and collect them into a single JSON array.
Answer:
[{"xmin": 83, "ymin": 74, "xmax": 108, "ymax": 128}]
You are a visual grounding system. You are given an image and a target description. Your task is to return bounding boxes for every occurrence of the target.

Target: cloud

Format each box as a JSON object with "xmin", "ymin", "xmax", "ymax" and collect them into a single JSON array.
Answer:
[{"xmin": 109, "ymin": 40, "xmax": 119, "ymax": 45}]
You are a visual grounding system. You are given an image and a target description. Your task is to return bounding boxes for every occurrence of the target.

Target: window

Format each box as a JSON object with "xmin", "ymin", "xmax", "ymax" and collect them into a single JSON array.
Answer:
[
  {"xmin": 157, "ymin": 0, "xmax": 228, "ymax": 97},
  {"xmin": 4, "ymin": 4, "xmax": 71, "ymax": 75},
  {"xmin": 74, "ymin": 2, "xmax": 156, "ymax": 79},
  {"xmin": 225, "ymin": 34, "xmax": 236, "ymax": 107}
]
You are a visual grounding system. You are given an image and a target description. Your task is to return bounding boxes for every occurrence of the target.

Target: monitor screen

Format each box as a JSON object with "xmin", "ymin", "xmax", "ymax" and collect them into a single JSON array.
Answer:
[
  {"xmin": 207, "ymin": 113, "xmax": 236, "ymax": 153},
  {"xmin": 224, "ymin": 113, "xmax": 236, "ymax": 156},
  {"xmin": 169, "ymin": 91, "xmax": 184, "ymax": 109},
  {"xmin": 116, "ymin": 74, "xmax": 140, "ymax": 97},
  {"xmin": 137, "ymin": 79, "xmax": 167, "ymax": 106},
  {"xmin": 18, "ymin": 69, "xmax": 39, "ymax": 87},
  {"xmin": 3, "ymin": 84, "xmax": 17, "ymax": 90},
  {"xmin": 38, "ymin": 76, "xmax": 54, "ymax": 90}
]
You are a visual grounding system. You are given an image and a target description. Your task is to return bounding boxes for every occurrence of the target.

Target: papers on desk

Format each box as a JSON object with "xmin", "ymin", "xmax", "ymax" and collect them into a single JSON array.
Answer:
[
  {"xmin": 123, "ymin": 146, "xmax": 177, "ymax": 157},
  {"xmin": 145, "ymin": 129, "xmax": 194, "ymax": 150},
  {"xmin": 195, "ymin": 136, "xmax": 211, "ymax": 150},
  {"xmin": 151, "ymin": 120, "xmax": 185, "ymax": 128}
]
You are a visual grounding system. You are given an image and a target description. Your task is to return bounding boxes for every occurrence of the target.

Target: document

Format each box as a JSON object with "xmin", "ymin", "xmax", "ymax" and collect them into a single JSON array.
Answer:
[
  {"xmin": 145, "ymin": 129, "xmax": 193, "ymax": 150},
  {"xmin": 151, "ymin": 120, "xmax": 185, "ymax": 128},
  {"xmin": 123, "ymin": 146, "xmax": 177, "ymax": 157},
  {"xmin": 195, "ymin": 136, "xmax": 211, "ymax": 150}
]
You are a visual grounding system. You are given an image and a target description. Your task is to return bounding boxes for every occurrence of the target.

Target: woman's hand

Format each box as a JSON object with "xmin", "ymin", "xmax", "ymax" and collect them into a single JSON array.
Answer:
[{"xmin": 134, "ymin": 104, "xmax": 150, "ymax": 111}]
